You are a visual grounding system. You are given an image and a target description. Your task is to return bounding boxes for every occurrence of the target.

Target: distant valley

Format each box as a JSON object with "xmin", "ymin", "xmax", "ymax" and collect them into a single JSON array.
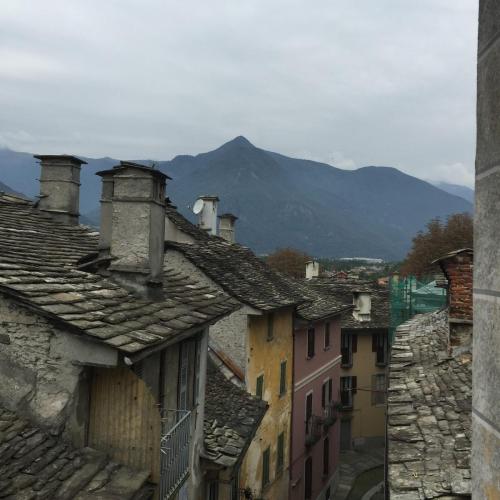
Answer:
[{"xmin": 0, "ymin": 137, "xmax": 473, "ymax": 260}]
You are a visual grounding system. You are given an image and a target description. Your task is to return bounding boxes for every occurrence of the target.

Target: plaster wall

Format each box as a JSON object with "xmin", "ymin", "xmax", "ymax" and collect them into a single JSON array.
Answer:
[
  {"xmin": 291, "ymin": 317, "xmax": 341, "ymax": 500},
  {"xmin": 474, "ymin": 3, "xmax": 500, "ymax": 496},
  {"xmin": 240, "ymin": 308, "xmax": 293, "ymax": 500},
  {"xmin": 0, "ymin": 295, "xmax": 116, "ymax": 442},
  {"xmin": 341, "ymin": 331, "xmax": 386, "ymax": 442}
]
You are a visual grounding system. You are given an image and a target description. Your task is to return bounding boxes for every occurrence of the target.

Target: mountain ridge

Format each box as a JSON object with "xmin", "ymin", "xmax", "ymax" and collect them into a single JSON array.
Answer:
[{"xmin": 0, "ymin": 138, "xmax": 472, "ymax": 260}]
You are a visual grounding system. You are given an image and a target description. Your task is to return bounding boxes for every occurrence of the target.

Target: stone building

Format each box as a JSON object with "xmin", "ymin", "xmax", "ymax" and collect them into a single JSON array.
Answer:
[
  {"xmin": 474, "ymin": 3, "xmax": 500, "ymax": 496},
  {"xmin": 0, "ymin": 156, "xmax": 239, "ymax": 499}
]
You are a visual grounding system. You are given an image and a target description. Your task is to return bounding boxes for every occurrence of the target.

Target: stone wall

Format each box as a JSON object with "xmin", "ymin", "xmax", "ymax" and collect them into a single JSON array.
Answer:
[
  {"xmin": 0, "ymin": 295, "xmax": 85, "ymax": 436},
  {"xmin": 473, "ymin": 2, "xmax": 500, "ymax": 496},
  {"xmin": 443, "ymin": 254, "xmax": 473, "ymax": 322}
]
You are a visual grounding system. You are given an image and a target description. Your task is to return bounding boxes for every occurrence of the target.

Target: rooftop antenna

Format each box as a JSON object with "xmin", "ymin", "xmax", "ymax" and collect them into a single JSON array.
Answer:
[{"xmin": 193, "ymin": 198, "xmax": 204, "ymax": 215}]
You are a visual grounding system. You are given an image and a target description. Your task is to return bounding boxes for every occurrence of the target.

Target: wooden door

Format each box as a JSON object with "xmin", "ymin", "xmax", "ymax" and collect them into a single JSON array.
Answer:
[{"xmin": 88, "ymin": 366, "xmax": 161, "ymax": 483}]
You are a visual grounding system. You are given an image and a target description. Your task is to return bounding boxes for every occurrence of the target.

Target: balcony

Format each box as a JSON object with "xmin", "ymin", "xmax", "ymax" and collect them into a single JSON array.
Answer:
[
  {"xmin": 159, "ymin": 409, "xmax": 192, "ymax": 500},
  {"xmin": 323, "ymin": 400, "xmax": 340, "ymax": 429},
  {"xmin": 305, "ymin": 415, "xmax": 323, "ymax": 447}
]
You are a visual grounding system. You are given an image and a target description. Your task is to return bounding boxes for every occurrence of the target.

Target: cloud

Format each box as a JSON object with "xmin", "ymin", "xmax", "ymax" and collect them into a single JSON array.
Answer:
[
  {"xmin": 0, "ymin": 0, "xmax": 478, "ymax": 188},
  {"xmin": 426, "ymin": 162, "xmax": 475, "ymax": 189}
]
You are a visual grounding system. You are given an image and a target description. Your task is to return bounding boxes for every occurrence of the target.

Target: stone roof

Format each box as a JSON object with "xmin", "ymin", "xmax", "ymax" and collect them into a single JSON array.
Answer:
[
  {"xmin": 0, "ymin": 406, "xmax": 152, "ymax": 499},
  {"xmin": 167, "ymin": 239, "xmax": 304, "ymax": 311},
  {"xmin": 165, "ymin": 203, "xmax": 211, "ymax": 241},
  {"xmin": 293, "ymin": 279, "xmax": 353, "ymax": 321},
  {"xmin": 431, "ymin": 248, "xmax": 473, "ymax": 265},
  {"xmin": 307, "ymin": 278, "xmax": 389, "ymax": 330},
  {"xmin": 203, "ymin": 359, "xmax": 267, "ymax": 468},
  {"xmin": 0, "ymin": 196, "xmax": 239, "ymax": 355},
  {"xmin": 387, "ymin": 310, "xmax": 472, "ymax": 499}
]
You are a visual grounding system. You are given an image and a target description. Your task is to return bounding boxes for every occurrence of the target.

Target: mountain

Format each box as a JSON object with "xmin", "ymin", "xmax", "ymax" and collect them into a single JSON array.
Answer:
[
  {"xmin": 0, "ymin": 138, "xmax": 472, "ymax": 260},
  {"xmin": 0, "ymin": 179, "xmax": 26, "ymax": 198},
  {"xmin": 432, "ymin": 181, "xmax": 474, "ymax": 204}
]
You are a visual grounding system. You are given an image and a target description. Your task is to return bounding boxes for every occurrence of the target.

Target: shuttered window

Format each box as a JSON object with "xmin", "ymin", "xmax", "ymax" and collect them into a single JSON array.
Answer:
[
  {"xmin": 307, "ymin": 328, "xmax": 315, "ymax": 358},
  {"xmin": 324, "ymin": 322, "xmax": 330, "ymax": 349},
  {"xmin": 279, "ymin": 360, "xmax": 287, "ymax": 397},
  {"xmin": 256, "ymin": 375, "xmax": 264, "ymax": 400},
  {"xmin": 305, "ymin": 456, "xmax": 313, "ymax": 499},
  {"xmin": 323, "ymin": 437, "xmax": 330, "ymax": 476},
  {"xmin": 277, "ymin": 432, "xmax": 285, "ymax": 473},
  {"xmin": 262, "ymin": 447, "xmax": 271, "ymax": 488}
]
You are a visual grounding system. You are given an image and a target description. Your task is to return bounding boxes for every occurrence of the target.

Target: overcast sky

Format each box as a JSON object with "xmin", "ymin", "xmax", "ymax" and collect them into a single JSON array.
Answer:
[{"xmin": 0, "ymin": 0, "xmax": 478, "ymax": 187}]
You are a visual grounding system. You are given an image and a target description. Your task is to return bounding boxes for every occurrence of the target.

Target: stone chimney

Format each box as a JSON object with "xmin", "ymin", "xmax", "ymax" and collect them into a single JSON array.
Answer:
[
  {"xmin": 352, "ymin": 291, "xmax": 371, "ymax": 321},
  {"xmin": 218, "ymin": 213, "xmax": 238, "ymax": 243},
  {"xmin": 196, "ymin": 196, "xmax": 219, "ymax": 235},
  {"xmin": 34, "ymin": 154, "xmax": 87, "ymax": 225},
  {"xmin": 96, "ymin": 161, "xmax": 169, "ymax": 293},
  {"xmin": 433, "ymin": 249, "xmax": 473, "ymax": 348},
  {"xmin": 305, "ymin": 260, "xmax": 319, "ymax": 280}
]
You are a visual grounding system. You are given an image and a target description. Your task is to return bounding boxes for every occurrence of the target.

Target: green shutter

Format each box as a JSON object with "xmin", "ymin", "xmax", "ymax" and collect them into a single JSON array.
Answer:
[
  {"xmin": 256, "ymin": 375, "xmax": 264, "ymax": 400},
  {"xmin": 262, "ymin": 447, "xmax": 270, "ymax": 487},
  {"xmin": 277, "ymin": 432, "xmax": 284, "ymax": 472},
  {"xmin": 279, "ymin": 360, "xmax": 287, "ymax": 396}
]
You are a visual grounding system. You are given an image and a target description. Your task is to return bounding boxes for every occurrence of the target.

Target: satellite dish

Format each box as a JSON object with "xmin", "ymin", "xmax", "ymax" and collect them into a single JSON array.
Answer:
[{"xmin": 193, "ymin": 198, "xmax": 204, "ymax": 215}]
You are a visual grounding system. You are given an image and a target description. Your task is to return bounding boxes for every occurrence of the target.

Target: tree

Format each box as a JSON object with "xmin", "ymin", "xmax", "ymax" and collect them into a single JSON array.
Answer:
[
  {"xmin": 266, "ymin": 247, "xmax": 311, "ymax": 278},
  {"xmin": 400, "ymin": 213, "xmax": 473, "ymax": 276}
]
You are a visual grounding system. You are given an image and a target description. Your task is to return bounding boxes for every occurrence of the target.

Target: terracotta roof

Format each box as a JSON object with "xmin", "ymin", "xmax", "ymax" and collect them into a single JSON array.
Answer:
[
  {"xmin": 0, "ymin": 406, "xmax": 152, "ymax": 499},
  {"xmin": 387, "ymin": 310, "xmax": 471, "ymax": 499},
  {"xmin": 0, "ymin": 196, "xmax": 239, "ymax": 355},
  {"xmin": 203, "ymin": 359, "xmax": 267, "ymax": 468},
  {"xmin": 166, "ymin": 239, "xmax": 304, "ymax": 311}
]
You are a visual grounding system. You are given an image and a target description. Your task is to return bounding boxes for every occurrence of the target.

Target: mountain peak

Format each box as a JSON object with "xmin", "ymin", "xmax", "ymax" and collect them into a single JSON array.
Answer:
[{"xmin": 224, "ymin": 136, "xmax": 254, "ymax": 148}]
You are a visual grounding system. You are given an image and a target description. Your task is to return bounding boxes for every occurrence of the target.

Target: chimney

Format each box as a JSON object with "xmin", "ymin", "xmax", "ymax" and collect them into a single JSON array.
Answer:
[
  {"xmin": 218, "ymin": 213, "xmax": 238, "ymax": 243},
  {"xmin": 96, "ymin": 161, "xmax": 169, "ymax": 292},
  {"xmin": 433, "ymin": 249, "xmax": 473, "ymax": 349},
  {"xmin": 34, "ymin": 154, "xmax": 87, "ymax": 225},
  {"xmin": 305, "ymin": 260, "xmax": 319, "ymax": 280},
  {"xmin": 196, "ymin": 196, "xmax": 219, "ymax": 235},
  {"xmin": 352, "ymin": 291, "xmax": 371, "ymax": 321}
]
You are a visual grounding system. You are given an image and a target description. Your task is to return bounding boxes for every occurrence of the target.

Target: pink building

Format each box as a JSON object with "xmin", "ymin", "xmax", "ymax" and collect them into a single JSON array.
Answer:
[{"xmin": 290, "ymin": 287, "xmax": 352, "ymax": 500}]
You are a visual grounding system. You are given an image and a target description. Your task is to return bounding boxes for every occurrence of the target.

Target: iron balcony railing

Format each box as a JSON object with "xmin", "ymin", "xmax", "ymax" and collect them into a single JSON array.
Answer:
[
  {"xmin": 305, "ymin": 415, "xmax": 323, "ymax": 447},
  {"xmin": 159, "ymin": 409, "xmax": 192, "ymax": 500},
  {"xmin": 323, "ymin": 400, "xmax": 340, "ymax": 428}
]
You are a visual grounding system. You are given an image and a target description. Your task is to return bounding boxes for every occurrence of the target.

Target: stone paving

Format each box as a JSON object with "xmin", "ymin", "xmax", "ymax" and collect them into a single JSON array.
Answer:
[{"xmin": 334, "ymin": 447, "xmax": 385, "ymax": 500}]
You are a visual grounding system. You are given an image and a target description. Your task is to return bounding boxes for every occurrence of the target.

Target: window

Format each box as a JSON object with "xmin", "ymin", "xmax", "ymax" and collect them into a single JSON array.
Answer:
[
  {"xmin": 324, "ymin": 322, "xmax": 330, "ymax": 349},
  {"xmin": 304, "ymin": 456, "xmax": 313, "ymax": 499},
  {"xmin": 207, "ymin": 481, "xmax": 218, "ymax": 500},
  {"xmin": 262, "ymin": 447, "xmax": 271, "ymax": 488},
  {"xmin": 322, "ymin": 379, "xmax": 333, "ymax": 408},
  {"xmin": 305, "ymin": 392, "xmax": 313, "ymax": 434},
  {"xmin": 277, "ymin": 432, "xmax": 285, "ymax": 473},
  {"xmin": 307, "ymin": 327, "xmax": 315, "ymax": 358},
  {"xmin": 372, "ymin": 333, "xmax": 388, "ymax": 365},
  {"xmin": 341, "ymin": 333, "xmax": 357, "ymax": 367},
  {"xmin": 340, "ymin": 376, "xmax": 357, "ymax": 408},
  {"xmin": 256, "ymin": 375, "xmax": 264, "ymax": 400},
  {"xmin": 267, "ymin": 313, "xmax": 274, "ymax": 341},
  {"xmin": 279, "ymin": 360, "xmax": 287, "ymax": 397},
  {"xmin": 371, "ymin": 374, "xmax": 386, "ymax": 405},
  {"xmin": 323, "ymin": 437, "xmax": 330, "ymax": 476}
]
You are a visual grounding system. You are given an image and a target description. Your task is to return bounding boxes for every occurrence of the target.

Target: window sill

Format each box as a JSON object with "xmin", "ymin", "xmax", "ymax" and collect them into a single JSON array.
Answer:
[
  {"xmin": 323, "ymin": 346, "xmax": 331, "ymax": 351},
  {"xmin": 375, "ymin": 362, "xmax": 387, "ymax": 367},
  {"xmin": 341, "ymin": 363, "xmax": 353, "ymax": 369}
]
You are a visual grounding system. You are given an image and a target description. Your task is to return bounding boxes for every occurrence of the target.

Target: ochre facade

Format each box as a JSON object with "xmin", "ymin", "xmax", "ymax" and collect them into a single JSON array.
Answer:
[{"xmin": 240, "ymin": 308, "xmax": 294, "ymax": 499}]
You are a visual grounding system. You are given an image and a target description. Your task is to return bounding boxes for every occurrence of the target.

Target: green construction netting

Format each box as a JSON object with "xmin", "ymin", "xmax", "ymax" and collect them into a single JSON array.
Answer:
[{"xmin": 389, "ymin": 275, "xmax": 447, "ymax": 343}]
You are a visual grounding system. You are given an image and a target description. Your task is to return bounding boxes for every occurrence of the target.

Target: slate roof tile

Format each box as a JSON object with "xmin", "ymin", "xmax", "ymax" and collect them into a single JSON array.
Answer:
[
  {"xmin": 0, "ymin": 406, "xmax": 152, "ymax": 499},
  {"xmin": 0, "ymin": 197, "xmax": 239, "ymax": 355},
  {"xmin": 387, "ymin": 310, "xmax": 472, "ymax": 499},
  {"xmin": 203, "ymin": 359, "xmax": 267, "ymax": 467}
]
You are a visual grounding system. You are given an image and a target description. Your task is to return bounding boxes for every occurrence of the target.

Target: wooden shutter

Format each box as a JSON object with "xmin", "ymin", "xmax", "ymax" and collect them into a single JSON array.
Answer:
[
  {"xmin": 323, "ymin": 437, "xmax": 329, "ymax": 475},
  {"xmin": 262, "ymin": 447, "xmax": 270, "ymax": 487},
  {"xmin": 305, "ymin": 457, "xmax": 313, "ymax": 499},
  {"xmin": 277, "ymin": 432, "xmax": 284, "ymax": 471},
  {"xmin": 324, "ymin": 322, "xmax": 330, "ymax": 348},
  {"xmin": 372, "ymin": 333, "xmax": 378, "ymax": 352},
  {"xmin": 279, "ymin": 361, "xmax": 287, "ymax": 396},
  {"xmin": 322, "ymin": 382, "xmax": 326, "ymax": 408},
  {"xmin": 352, "ymin": 376, "xmax": 357, "ymax": 394},
  {"xmin": 256, "ymin": 375, "xmax": 264, "ymax": 399},
  {"xmin": 328, "ymin": 379, "xmax": 333, "ymax": 403},
  {"xmin": 352, "ymin": 334, "xmax": 358, "ymax": 353}
]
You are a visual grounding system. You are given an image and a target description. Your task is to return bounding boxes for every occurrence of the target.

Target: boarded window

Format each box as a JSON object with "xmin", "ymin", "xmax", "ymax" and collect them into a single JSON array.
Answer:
[
  {"xmin": 262, "ymin": 447, "xmax": 271, "ymax": 488},
  {"xmin": 307, "ymin": 327, "xmax": 315, "ymax": 358},
  {"xmin": 256, "ymin": 374, "xmax": 264, "ymax": 400},
  {"xmin": 279, "ymin": 360, "xmax": 287, "ymax": 397},
  {"xmin": 277, "ymin": 431, "xmax": 285, "ymax": 472}
]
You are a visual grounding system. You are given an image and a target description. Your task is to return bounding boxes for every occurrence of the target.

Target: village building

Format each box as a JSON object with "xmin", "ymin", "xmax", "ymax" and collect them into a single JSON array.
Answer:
[
  {"xmin": 386, "ymin": 250, "xmax": 473, "ymax": 498},
  {"xmin": 289, "ymin": 276, "xmax": 352, "ymax": 500},
  {"xmin": 164, "ymin": 209, "xmax": 303, "ymax": 499},
  {"xmin": 309, "ymin": 278, "xmax": 389, "ymax": 450},
  {"xmin": 0, "ymin": 156, "xmax": 239, "ymax": 499}
]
